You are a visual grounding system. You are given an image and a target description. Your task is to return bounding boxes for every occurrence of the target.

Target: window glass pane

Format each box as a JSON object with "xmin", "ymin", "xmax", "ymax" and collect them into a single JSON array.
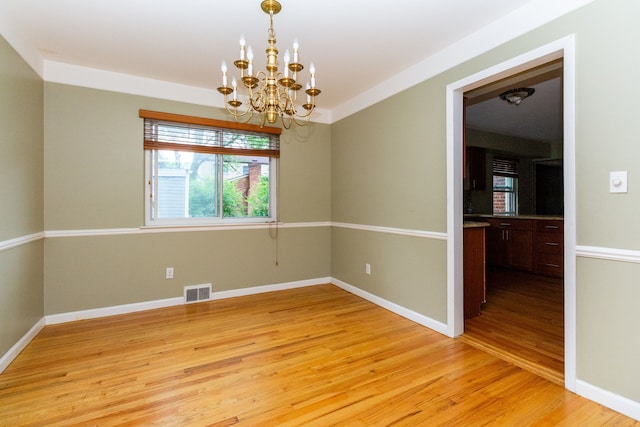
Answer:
[
  {"xmin": 143, "ymin": 113, "xmax": 278, "ymax": 226},
  {"xmin": 223, "ymin": 155, "xmax": 270, "ymax": 218},
  {"xmin": 492, "ymin": 176, "xmax": 518, "ymax": 215},
  {"xmin": 153, "ymin": 150, "xmax": 218, "ymax": 219},
  {"xmin": 493, "ymin": 176, "xmax": 515, "ymax": 191}
]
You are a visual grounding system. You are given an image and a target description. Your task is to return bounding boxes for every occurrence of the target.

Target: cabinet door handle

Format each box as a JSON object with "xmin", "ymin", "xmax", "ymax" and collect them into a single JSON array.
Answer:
[
  {"xmin": 545, "ymin": 242, "xmax": 559, "ymax": 246},
  {"xmin": 500, "ymin": 223, "xmax": 511, "ymax": 227},
  {"xmin": 545, "ymin": 263, "xmax": 560, "ymax": 268},
  {"xmin": 545, "ymin": 225, "xmax": 559, "ymax": 229}
]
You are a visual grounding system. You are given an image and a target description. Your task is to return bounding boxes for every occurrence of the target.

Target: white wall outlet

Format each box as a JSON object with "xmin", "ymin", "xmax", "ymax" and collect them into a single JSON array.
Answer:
[
  {"xmin": 166, "ymin": 267, "xmax": 174, "ymax": 279},
  {"xmin": 610, "ymin": 171, "xmax": 628, "ymax": 193},
  {"xmin": 365, "ymin": 263, "xmax": 371, "ymax": 275}
]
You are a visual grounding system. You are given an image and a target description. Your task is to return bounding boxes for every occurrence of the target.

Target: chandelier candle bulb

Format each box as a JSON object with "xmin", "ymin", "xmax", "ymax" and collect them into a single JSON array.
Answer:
[
  {"xmin": 240, "ymin": 36, "xmax": 246, "ymax": 60},
  {"xmin": 283, "ymin": 50, "xmax": 290, "ymax": 78},
  {"xmin": 293, "ymin": 39, "xmax": 299, "ymax": 63},
  {"xmin": 221, "ymin": 62, "xmax": 227, "ymax": 87},
  {"xmin": 310, "ymin": 62, "xmax": 316, "ymax": 87}
]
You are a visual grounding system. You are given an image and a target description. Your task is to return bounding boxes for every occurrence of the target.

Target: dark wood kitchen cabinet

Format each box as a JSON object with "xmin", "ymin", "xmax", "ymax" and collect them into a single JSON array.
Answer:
[
  {"xmin": 485, "ymin": 218, "xmax": 534, "ymax": 272},
  {"xmin": 534, "ymin": 219, "xmax": 564, "ymax": 278},
  {"xmin": 464, "ymin": 224, "xmax": 488, "ymax": 318},
  {"xmin": 465, "ymin": 147, "xmax": 486, "ymax": 190}
]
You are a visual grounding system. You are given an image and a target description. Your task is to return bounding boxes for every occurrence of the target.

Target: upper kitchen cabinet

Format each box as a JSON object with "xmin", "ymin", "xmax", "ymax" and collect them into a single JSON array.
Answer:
[{"xmin": 465, "ymin": 146, "xmax": 486, "ymax": 191}]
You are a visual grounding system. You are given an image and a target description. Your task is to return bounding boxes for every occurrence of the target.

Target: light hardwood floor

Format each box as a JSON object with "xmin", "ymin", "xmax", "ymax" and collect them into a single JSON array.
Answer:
[
  {"xmin": 461, "ymin": 268, "xmax": 564, "ymax": 385},
  {"xmin": 1, "ymin": 284, "xmax": 637, "ymax": 426}
]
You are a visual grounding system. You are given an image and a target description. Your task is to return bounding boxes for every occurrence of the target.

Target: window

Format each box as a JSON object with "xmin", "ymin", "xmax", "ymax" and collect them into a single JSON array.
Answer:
[
  {"xmin": 492, "ymin": 157, "xmax": 519, "ymax": 215},
  {"xmin": 140, "ymin": 110, "xmax": 280, "ymax": 226}
]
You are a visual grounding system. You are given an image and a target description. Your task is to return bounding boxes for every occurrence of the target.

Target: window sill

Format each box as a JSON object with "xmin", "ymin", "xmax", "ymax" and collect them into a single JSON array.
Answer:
[{"xmin": 140, "ymin": 220, "xmax": 279, "ymax": 233}]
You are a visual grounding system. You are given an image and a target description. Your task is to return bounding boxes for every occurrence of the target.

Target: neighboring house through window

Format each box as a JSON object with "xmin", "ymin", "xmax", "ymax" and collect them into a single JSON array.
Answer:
[
  {"xmin": 140, "ymin": 110, "xmax": 280, "ymax": 226},
  {"xmin": 492, "ymin": 157, "xmax": 519, "ymax": 215}
]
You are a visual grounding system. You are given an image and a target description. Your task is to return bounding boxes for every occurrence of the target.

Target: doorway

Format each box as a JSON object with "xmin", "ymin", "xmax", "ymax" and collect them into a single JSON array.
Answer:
[
  {"xmin": 461, "ymin": 61, "xmax": 564, "ymax": 384},
  {"xmin": 445, "ymin": 36, "xmax": 577, "ymax": 392}
]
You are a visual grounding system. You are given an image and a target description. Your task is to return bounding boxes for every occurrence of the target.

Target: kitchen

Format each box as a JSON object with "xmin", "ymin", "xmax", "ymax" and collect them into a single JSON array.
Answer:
[{"xmin": 460, "ymin": 62, "xmax": 565, "ymax": 384}]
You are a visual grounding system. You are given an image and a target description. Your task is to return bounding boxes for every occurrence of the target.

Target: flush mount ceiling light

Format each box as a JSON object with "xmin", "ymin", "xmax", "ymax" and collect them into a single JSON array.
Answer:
[
  {"xmin": 217, "ymin": 0, "xmax": 321, "ymax": 129},
  {"xmin": 499, "ymin": 87, "xmax": 535, "ymax": 106}
]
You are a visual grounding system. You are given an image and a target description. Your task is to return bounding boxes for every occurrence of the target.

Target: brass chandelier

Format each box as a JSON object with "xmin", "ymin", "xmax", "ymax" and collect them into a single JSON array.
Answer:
[{"xmin": 217, "ymin": 0, "xmax": 321, "ymax": 129}]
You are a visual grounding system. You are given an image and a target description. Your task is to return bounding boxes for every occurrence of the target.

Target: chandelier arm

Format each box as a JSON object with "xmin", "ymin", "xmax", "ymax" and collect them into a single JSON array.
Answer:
[
  {"xmin": 219, "ymin": 92, "xmax": 252, "ymax": 119},
  {"xmin": 292, "ymin": 105, "xmax": 315, "ymax": 120},
  {"xmin": 224, "ymin": 101, "xmax": 255, "ymax": 124}
]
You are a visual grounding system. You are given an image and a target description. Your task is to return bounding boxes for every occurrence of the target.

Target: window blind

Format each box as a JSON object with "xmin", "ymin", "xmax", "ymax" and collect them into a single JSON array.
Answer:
[
  {"xmin": 140, "ymin": 110, "xmax": 281, "ymax": 158},
  {"xmin": 492, "ymin": 157, "xmax": 519, "ymax": 177}
]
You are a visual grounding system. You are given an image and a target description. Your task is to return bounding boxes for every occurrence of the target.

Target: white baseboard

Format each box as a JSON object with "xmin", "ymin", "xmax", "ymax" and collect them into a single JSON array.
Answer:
[
  {"xmin": 331, "ymin": 277, "xmax": 449, "ymax": 336},
  {"xmin": 44, "ymin": 278, "xmax": 331, "ymax": 325},
  {"xmin": 210, "ymin": 277, "xmax": 331, "ymax": 300},
  {"xmin": 576, "ymin": 380, "xmax": 640, "ymax": 421},
  {"xmin": 45, "ymin": 297, "xmax": 184, "ymax": 325},
  {"xmin": 0, "ymin": 318, "xmax": 45, "ymax": 373}
]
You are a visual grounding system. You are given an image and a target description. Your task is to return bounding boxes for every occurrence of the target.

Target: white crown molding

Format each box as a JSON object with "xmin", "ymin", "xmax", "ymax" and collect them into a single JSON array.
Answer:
[
  {"xmin": 331, "ymin": 0, "xmax": 595, "ymax": 122},
  {"xmin": 43, "ymin": 60, "xmax": 332, "ymax": 125},
  {"xmin": 0, "ymin": 15, "xmax": 44, "ymax": 77},
  {"xmin": 1, "ymin": 1, "xmax": 593, "ymax": 124},
  {"xmin": 45, "ymin": 60, "xmax": 224, "ymax": 108}
]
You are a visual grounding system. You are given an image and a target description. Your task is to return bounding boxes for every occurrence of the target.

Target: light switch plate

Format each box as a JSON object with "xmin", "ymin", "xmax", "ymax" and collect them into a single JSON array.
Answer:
[{"xmin": 610, "ymin": 171, "xmax": 628, "ymax": 193}]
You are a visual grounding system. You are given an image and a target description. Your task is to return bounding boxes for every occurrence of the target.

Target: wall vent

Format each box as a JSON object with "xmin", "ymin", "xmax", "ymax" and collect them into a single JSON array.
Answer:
[{"xmin": 184, "ymin": 283, "xmax": 212, "ymax": 304}]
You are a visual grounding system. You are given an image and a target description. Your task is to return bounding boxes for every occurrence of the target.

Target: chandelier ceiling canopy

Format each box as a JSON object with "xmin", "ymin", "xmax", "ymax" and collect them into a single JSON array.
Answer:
[{"xmin": 217, "ymin": 0, "xmax": 320, "ymax": 129}]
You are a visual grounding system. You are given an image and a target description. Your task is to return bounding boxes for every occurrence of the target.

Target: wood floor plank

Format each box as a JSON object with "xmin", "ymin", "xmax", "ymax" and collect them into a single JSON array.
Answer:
[
  {"xmin": 1, "ymin": 284, "xmax": 637, "ymax": 426},
  {"xmin": 462, "ymin": 267, "xmax": 565, "ymax": 384}
]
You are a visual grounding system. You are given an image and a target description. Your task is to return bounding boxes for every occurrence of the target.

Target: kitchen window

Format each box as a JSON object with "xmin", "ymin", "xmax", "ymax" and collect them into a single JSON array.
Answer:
[
  {"xmin": 140, "ymin": 110, "xmax": 280, "ymax": 226},
  {"xmin": 492, "ymin": 157, "xmax": 519, "ymax": 215}
]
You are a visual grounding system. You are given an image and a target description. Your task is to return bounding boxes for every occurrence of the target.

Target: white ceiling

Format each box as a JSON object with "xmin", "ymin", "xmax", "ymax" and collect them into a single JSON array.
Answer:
[
  {"xmin": 466, "ymin": 78, "xmax": 563, "ymax": 145},
  {"xmin": 0, "ymin": 0, "xmax": 589, "ymax": 127}
]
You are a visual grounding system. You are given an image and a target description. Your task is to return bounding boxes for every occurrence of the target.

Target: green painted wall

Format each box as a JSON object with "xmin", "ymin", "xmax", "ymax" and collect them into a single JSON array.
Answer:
[
  {"xmin": 577, "ymin": 257, "xmax": 640, "ymax": 402},
  {"xmin": 0, "ymin": 35, "xmax": 44, "ymax": 356},
  {"xmin": 331, "ymin": 228, "xmax": 447, "ymax": 322},
  {"xmin": 44, "ymin": 227, "xmax": 329, "ymax": 314},
  {"xmin": 331, "ymin": 0, "xmax": 640, "ymax": 404},
  {"xmin": 43, "ymin": 83, "xmax": 331, "ymax": 314}
]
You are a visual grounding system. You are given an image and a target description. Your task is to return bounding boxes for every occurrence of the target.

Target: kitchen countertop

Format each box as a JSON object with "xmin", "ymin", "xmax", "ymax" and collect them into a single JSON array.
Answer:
[
  {"xmin": 464, "ymin": 214, "xmax": 564, "ymax": 221},
  {"xmin": 463, "ymin": 221, "xmax": 490, "ymax": 228}
]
